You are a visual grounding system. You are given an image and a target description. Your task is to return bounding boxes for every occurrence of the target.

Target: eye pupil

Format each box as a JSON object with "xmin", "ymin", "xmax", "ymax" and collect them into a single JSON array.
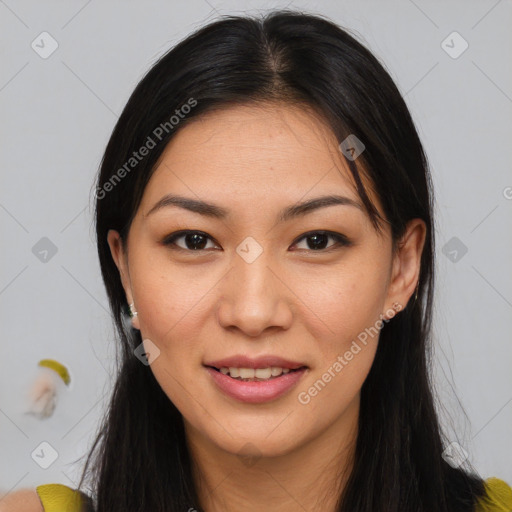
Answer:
[
  {"xmin": 186, "ymin": 233, "xmax": 207, "ymax": 250},
  {"xmin": 307, "ymin": 233, "xmax": 329, "ymax": 250}
]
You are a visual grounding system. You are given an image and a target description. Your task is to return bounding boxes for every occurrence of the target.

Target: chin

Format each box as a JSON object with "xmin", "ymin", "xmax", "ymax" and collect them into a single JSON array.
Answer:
[{"xmin": 211, "ymin": 426, "xmax": 303, "ymax": 460}]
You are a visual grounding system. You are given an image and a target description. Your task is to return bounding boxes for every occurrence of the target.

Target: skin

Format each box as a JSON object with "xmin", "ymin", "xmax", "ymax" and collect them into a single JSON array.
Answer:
[
  {"xmin": 108, "ymin": 102, "xmax": 426, "ymax": 512},
  {"xmin": 0, "ymin": 489, "xmax": 43, "ymax": 512}
]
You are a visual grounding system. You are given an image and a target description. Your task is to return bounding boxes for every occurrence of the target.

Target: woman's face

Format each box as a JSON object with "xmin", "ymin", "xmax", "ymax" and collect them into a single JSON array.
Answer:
[{"xmin": 108, "ymin": 102, "xmax": 424, "ymax": 460}]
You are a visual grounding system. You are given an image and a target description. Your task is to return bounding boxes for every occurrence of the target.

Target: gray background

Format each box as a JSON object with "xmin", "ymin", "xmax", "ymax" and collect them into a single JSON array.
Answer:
[{"xmin": 1, "ymin": 0, "xmax": 511, "ymax": 496}]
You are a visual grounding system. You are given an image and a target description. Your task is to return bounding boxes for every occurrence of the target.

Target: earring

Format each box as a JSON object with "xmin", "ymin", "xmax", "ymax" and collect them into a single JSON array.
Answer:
[
  {"xmin": 129, "ymin": 302, "xmax": 138, "ymax": 318},
  {"xmin": 414, "ymin": 280, "xmax": 420, "ymax": 302}
]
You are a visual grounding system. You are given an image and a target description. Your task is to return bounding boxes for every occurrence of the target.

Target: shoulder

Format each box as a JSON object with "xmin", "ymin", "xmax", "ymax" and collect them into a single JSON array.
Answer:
[
  {"xmin": 475, "ymin": 477, "xmax": 512, "ymax": 512},
  {"xmin": 0, "ymin": 484, "xmax": 93, "ymax": 512},
  {"xmin": 0, "ymin": 488, "xmax": 43, "ymax": 512}
]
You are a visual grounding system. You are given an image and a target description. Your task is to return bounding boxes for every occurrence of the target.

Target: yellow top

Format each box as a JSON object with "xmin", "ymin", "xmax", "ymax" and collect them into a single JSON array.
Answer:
[
  {"xmin": 36, "ymin": 477, "xmax": 512, "ymax": 511},
  {"xmin": 476, "ymin": 478, "xmax": 512, "ymax": 511},
  {"xmin": 35, "ymin": 483, "xmax": 92, "ymax": 511}
]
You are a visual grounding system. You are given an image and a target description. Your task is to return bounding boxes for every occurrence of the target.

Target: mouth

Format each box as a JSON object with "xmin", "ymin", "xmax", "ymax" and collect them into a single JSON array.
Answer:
[
  {"xmin": 203, "ymin": 363, "xmax": 309, "ymax": 403},
  {"xmin": 205, "ymin": 365, "xmax": 308, "ymax": 382}
]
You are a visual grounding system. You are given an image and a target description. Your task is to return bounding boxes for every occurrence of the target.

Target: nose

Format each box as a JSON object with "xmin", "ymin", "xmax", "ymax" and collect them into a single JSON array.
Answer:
[{"xmin": 216, "ymin": 250, "xmax": 293, "ymax": 338}]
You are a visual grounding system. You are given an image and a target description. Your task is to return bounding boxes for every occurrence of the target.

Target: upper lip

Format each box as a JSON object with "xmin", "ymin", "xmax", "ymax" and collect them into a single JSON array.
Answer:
[{"xmin": 204, "ymin": 355, "xmax": 307, "ymax": 370}]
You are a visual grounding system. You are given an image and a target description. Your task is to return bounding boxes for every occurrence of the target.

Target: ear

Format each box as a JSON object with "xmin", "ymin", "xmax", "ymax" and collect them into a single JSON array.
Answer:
[
  {"xmin": 384, "ymin": 218, "xmax": 426, "ymax": 317},
  {"xmin": 107, "ymin": 229, "xmax": 140, "ymax": 330}
]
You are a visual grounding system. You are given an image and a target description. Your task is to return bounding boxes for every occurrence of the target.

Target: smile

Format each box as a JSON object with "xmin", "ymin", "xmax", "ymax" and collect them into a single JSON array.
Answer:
[{"xmin": 204, "ymin": 365, "xmax": 308, "ymax": 403}]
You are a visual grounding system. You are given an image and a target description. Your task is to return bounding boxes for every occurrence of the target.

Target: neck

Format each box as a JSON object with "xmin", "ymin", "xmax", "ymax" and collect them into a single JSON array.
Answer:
[{"xmin": 184, "ymin": 395, "xmax": 359, "ymax": 512}]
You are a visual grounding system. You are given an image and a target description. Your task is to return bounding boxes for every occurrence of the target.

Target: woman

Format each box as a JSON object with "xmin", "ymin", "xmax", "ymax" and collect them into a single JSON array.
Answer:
[{"xmin": 4, "ymin": 9, "xmax": 510, "ymax": 512}]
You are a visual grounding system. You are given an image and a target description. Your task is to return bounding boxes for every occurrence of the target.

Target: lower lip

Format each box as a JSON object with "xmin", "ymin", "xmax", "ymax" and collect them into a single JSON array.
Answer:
[{"xmin": 205, "ymin": 366, "xmax": 307, "ymax": 404}]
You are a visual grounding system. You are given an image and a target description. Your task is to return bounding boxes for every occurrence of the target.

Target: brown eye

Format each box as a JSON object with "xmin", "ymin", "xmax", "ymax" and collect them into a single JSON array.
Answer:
[
  {"xmin": 163, "ymin": 230, "xmax": 219, "ymax": 251},
  {"xmin": 291, "ymin": 231, "xmax": 352, "ymax": 251},
  {"xmin": 162, "ymin": 229, "xmax": 352, "ymax": 253}
]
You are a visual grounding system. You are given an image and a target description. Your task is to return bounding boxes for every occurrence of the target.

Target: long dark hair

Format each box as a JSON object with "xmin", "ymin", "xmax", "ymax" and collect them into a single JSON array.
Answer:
[{"xmin": 77, "ymin": 10, "xmax": 487, "ymax": 511}]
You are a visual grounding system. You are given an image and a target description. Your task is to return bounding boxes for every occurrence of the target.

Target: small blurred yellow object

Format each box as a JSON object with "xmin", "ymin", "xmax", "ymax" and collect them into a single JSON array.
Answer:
[
  {"xmin": 38, "ymin": 359, "xmax": 71, "ymax": 385},
  {"xmin": 25, "ymin": 359, "xmax": 71, "ymax": 419}
]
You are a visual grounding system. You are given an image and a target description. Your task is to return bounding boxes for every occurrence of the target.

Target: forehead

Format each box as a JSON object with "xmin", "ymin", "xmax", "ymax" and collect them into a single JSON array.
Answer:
[{"xmin": 141, "ymin": 102, "xmax": 383, "ymax": 221}]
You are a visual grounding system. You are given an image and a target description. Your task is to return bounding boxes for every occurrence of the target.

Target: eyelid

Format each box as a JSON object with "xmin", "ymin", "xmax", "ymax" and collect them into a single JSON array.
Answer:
[
  {"xmin": 162, "ymin": 230, "xmax": 220, "ymax": 250},
  {"xmin": 291, "ymin": 230, "xmax": 353, "ymax": 251},
  {"xmin": 162, "ymin": 229, "xmax": 352, "ymax": 252}
]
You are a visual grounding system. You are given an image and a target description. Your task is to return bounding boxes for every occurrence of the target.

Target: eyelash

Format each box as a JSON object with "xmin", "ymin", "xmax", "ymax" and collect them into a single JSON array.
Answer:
[{"xmin": 161, "ymin": 230, "xmax": 352, "ymax": 253}]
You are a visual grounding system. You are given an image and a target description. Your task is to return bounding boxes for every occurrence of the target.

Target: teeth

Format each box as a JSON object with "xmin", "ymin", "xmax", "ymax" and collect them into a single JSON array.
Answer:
[
  {"xmin": 218, "ymin": 366, "xmax": 297, "ymax": 380},
  {"xmin": 255, "ymin": 368, "xmax": 271, "ymax": 379},
  {"xmin": 239, "ymin": 368, "xmax": 254, "ymax": 379}
]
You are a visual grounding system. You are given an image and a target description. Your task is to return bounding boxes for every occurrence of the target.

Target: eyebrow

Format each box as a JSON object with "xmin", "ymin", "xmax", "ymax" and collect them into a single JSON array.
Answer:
[{"xmin": 145, "ymin": 193, "xmax": 363, "ymax": 222}]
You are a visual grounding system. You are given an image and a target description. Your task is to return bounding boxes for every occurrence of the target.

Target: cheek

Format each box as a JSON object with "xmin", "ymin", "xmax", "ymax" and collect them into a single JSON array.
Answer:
[
  {"xmin": 293, "ymin": 270, "xmax": 383, "ymax": 421},
  {"xmin": 129, "ymin": 261, "xmax": 214, "ymax": 411},
  {"xmin": 129, "ymin": 257, "xmax": 216, "ymax": 353},
  {"xmin": 294, "ymin": 262, "xmax": 388, "ymax": 357}
]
